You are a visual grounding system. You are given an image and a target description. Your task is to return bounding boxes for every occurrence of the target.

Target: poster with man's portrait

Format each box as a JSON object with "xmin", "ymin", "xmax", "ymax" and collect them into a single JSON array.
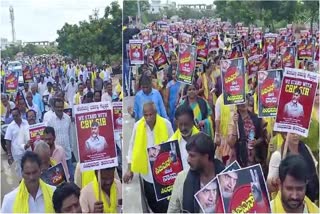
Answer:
[
  {"xmin": 217, "ymin": 164, "xmax": 271, "ymax": 213},
  {"xmin": 75, "ymin": 102, "xmax": 117, "ymax": 172},
  {"xmin": 274, "ymin": 68, "xmax": 319, "ymax": 137},
  {"xmin": 148, "ymin": 140, "xmax": 183, "ymax": 201},
  {"xmin": 129, "ymin": 40, "xmax": 144, "ymax": 64}
]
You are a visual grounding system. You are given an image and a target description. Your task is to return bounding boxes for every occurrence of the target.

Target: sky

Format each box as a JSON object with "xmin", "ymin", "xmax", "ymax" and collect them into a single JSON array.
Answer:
[{"xmin": 1, "ymin": 0, "xmax": 120, "ymax": 42}]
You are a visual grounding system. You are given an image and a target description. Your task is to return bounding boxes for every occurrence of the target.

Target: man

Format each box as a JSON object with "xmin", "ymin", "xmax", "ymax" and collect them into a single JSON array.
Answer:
[
  {"xmin": 38, "ymin": 75, "xmax": 47, "ymax": 97},
  {"xmin": 53, "ymin": 182, "xmax": 82, "ymax": 213},
  {"xmin": 22, "ymin": 82, "xmax": 30, "ymax": 98},
  {"xmin": 93, "ymin": 91, "xmax": 102, "ymax": 102},
  {"xmin": 93, "ymin": 71, "xmax": 104, "ymax": 92},
  {"xmin": 25, "ymin": 91, "xmax": 42, "ymax": 122},
  {"xmin": 43, "ymin": 81, "xmax": 54, "ymax": 112},
  {"xmin": 219, "ymin": 170, "xmax": 238, "ymax": 210},
  {"xmin": 84, "ymin": 91, "xmax": 94, "ymax": 103},
  {"xmin": 168, "ymin": 132, "xmax": 225, "ymax": 212},
  {"xmin": 284, "ymin": 88, "xmax": 304, "ymax": 118},
  {"xmin": 43, "ymin": 126, "xmax": 70, "ymax": 181},
  {"xmin": 271, "ymin": 155, "xmax": 319, "ymax": 213},
  {"xmin": 84, "ymin": 79, "xmax": 93, "ymax": 96},
  {"xmin": 196, "ymin": 180, "xmax": 218, "ymax": 212},
  {"xmin": 73, "ymin": 83, "xmax": 84, "ymax": 105},
  {"xmin": 1, "ymin": 151, "xmax": 56, "ymax": 213},
  {"xmin": 129, "ymin": 75, "xmax": 168, "ymax": 121},
  {"xmin": 46, "ymin": 98, "xmax": 74, "ymax": 181},
  {"xmin": 26, "ymin": 109, "xmax": 37, "ymax": 125},
  {"xmin": 80, "ymin": 167, "xmax": 122, "ymax": 213},
  {"xmin": 43, "ymin": 97, "xmax": 55, "ymax": 124},
  {"xmin": 64, "ymin": 76, "xmax": 78, "ymax": 106},
  {"xmin": 5, "ymin": 108, "xmax": 30, "ymax": 179},
  {"xmin": 306, "ymin": 61, "xmax": 315, "ymax": 72},
  {"xmin": 85, "ymin": 122, "xmax": 108, "ymax": 154},
  {"xmin": 1, "ymin": 93, "xmax": 15, "ymax": 122},
  {"xmin": 124, "ymin": 101, "xmax": 173, "ymax": 213},
  {"xmin": 31, "ymin": 83, "xmax": 45, "ymax": 116},
  {"xmin": 101, "ymin": 81, "xmax": 113, "ymax": 102},
  {"xmin": 168, "ymin": 104, "xmax": 200, "ymax": 169}
]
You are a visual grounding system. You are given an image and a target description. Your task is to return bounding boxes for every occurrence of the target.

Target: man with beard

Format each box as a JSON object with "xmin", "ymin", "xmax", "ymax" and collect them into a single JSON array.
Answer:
[
  {"xmin": 196, "ymin": 180, "xmax": 218, "ymax": 212},
  {"xmin": 218, "ymin": 170, "xmax": 238, "ymax": 211},
  {"xmin": 168, "ymin": 132, "xmax": 225, "ymax": 213},
  {"xmin": 271, "ymin": 155, "xmax": 318, "ymax": 213},
  {"xmin": 284, "ymin": 88, "xmax": 304, "ymax": 118}
]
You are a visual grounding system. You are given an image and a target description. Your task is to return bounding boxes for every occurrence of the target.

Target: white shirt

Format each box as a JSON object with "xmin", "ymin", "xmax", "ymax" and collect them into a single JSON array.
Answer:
[
  {"xmin": 101, "ymin": 92, "xmax": 112, "ymax": 103},
  {"xmin": 85, "ymin": 135, "xmax": 107, "ymax": 153},
  {"xmin": 83, "ymin": 88, "xmax": 93, "ymax": 96},
  {"xmin": 127, "ymin": 118, "xmax": 173, "ymax": 183},
  {"xmin": 43, "ymin": 110, "xmax": 55, "ymax": 124},
  {"xmin": 38, "ymin": 82, "xmax": 47, "ymax": 97},
  {"xmin": 27, "ymin": 102, "xmax": 41, "ymax": 123},
  {"xmin": 284, "ymin": 101, "xmax": 304, "ymax": 118},
  {"xmin": 102, "ymin": 70, "xmax": 111, "ymax": 82},
  {"xmin": 64, "ymin": 82, "xmax": 78, "ymax": 105},
  {"xmin": 46, "ymin": 113, "xmax": 72, "ymax": 160},
  {"xmin": 44, "ymin": 76, "xmax": 54, "ymax": 84},
  {"xmin": 1, "ymin": 184, "xmax": 56, "ymax": 213},
  {"xmin": 4, "ymin": 119, "xmax": 30, "ymax": 160}
]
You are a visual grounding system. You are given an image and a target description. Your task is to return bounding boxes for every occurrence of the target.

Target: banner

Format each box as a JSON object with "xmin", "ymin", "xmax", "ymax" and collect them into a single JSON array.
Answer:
[
  {"xmin": 278, "ymin": 28, "xmax": 287, "ymax": 37},
  {"xmin": 179, "ymin": 33, "xmax": 192, "ymax": 44},
  {"xmin": 282, "ymin": 46, "xmax": 295, "ymax": 68},
  {"xmin": 63, "ymin": 108, "xmax": 72, "ymax": 117},
  {"xmin": 264, "ymin": 35, "xmax": 277, "ymax": 55},
  {"xmin": 230, "ymin": 41, "xmax": 243, "ymax": 59},
  {"xmin": 140, "ymin": 29, "xmax": 151, "ymax": 44},
  {"xmin": 148, "ymin": 140, "xmax": 183, "ymax": 201},
  {"xmin": 160, "ymin": 35, "xmax": 169, "ymax": 56},
  {"xmin": 220, "ymin": 58, "xmax": 246, "ymax": 105},
  {"xmin": 33, "ymin": 66, "xmax": 40, "ymax": 77},
  {"xmin": 177, "ymin": 44, "xmax": 197, "ymax": 85},
  {"xmin": 196, "ymin": 37, "xmax": 209, "ymax": 64},
  {"xmin": 40, "ymin": 163, "xmax": 67, "ymax": 186},
  {"xmin": 258, "ymin": 69, "xmax": 283, "ymax": 118},
  {"xmin": 297, "ymin": 40, "xmax": 313, "ymax": 61},
  {"xmin": 217, "ymin": 164, "xmax": 271, "ymax": 213},
  {"xmin": 75, "ymin": 102, "xmax": 117, "ymax": 172},
  {"xmin": 4, "ymin": 72, "xmax": 19, "ymax": 93},
  {"xmin": 29, "ymin": 123, "xmax": 46, "ymax": 151},
  {"xmin": 253, "ymin": 28, "xmax": 262, "ymax": 42},
  {"xmin": 248, "ymin": 55, "xmax": 262, "ymax": 78},
  {"xmin": 23, "ymin": 66, "xmax": 33, "ymax": 83},
  {"xmin": 274, "ymin": 68, "xmax": 319, "ymax": 137},
  {"xmin": 300, "ymin": 30, "xmax": 309, "ymax": 40},
  {"xmin": 129, "ymin": 40, "xmax": 144, "ymax": 65},
  {"xmin": 153, "ymin": 45, "xmax": 169, "ymax": 71},
  {"xmin": 208, "ymin": 33, "xmax": 219, "ymax": 51},
  {"xmin": 195, "ymin": 161, "xmax": 241, "ymax": 213}
]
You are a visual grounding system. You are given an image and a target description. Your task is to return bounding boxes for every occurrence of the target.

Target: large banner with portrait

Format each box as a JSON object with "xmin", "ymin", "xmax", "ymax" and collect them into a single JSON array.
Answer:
[
  {"xmin": 129, "ymin": 40, "xmax": 144, "ymax": 64},
  {"xmin": 148, "ymin": 140, "xmax": 183, "ymax": 201},
  {"xmin": 75, "ymin": 102, "xmax": 117, "ymax": 172},
  {"xmin": 195, "ymin": 161, "xmax": 241, "ymax": 213},
  {"xmin": 220, "ymin": 57, "xmax": 246, "ymax": 105},
  {"xmin": 257, "ymin": 69, "xmax": 283, "ymax": 118},
  {"xmin": 217, "ymin": 164, "xmax": 271, "ymax": 213},
  {"xmin": 274, "ymin": 68, "xmax": 319, "ymax": 137},
  {"xmin": 177, "ymin": 44, "xmax": 197, "ymax": 85}
]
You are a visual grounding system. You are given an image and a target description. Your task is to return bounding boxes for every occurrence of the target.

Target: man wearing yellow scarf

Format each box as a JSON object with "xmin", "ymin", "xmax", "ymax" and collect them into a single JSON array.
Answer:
[
  {"xmin": 271, "ymin": 155, "xmax": 319, "ymax": 213},
  {"xmin": 123, "ymin": 101, "xmax": 173, "ymax": 213},
  {"xmin": 80, "ymin": 167, "xmax": 122, "ymax": 213},
  {"xmin": 1, "ymin": 151, "xmax": 55, "ymax": 213},
  {"xmin": 168, "ymin": 104, "xmax": 199, "ymax": 169},
  {"xmin": 73, "ymin": 82, "xmax": 84, "ymax": 105}
]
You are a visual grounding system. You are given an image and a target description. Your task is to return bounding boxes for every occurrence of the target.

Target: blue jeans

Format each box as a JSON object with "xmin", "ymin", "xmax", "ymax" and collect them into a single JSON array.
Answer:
[
  {"xmin": 66, "ymin": 158, "xmax": 75, "ymax": 182},
  {"xmin": 123, "ymin": 58, "xmax": 130, "ymax": 96}
]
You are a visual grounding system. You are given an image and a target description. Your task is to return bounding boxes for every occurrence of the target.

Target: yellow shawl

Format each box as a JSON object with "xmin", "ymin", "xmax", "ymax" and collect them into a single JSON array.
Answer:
[
  {"xmin": 202, "ymin": 72, "xmax": 217, "ymax": 105},
  {"xmin": 92, "ymin": 175, "xmax": 117, "ymax": 213},
  {"xmin": 13, "ymin": 179, "xmax": 55, "ymax": 213},
  {"xmin": 220, "ymin": 96, "xmax": 232, "ymax": 137},
  {"xmin": 131, "ymin": 114, "xmax": 170, "ymax": 174},
  {"xmin": 272, "ymin": 191, "xmax": 319, "ymax": 213},
  {"xmin": 169, "ymin": 126, "xmax": 200, "ymax": 141}
]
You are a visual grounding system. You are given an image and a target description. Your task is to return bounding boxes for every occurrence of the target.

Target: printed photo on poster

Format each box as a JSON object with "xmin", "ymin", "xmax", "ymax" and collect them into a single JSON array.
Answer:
[
  {"xmin": 268, "ymin": 54, "xmax": 283, "ymax": 70},
  {"xmin": 179, "ymin": 33, "xmax": 192, "ymax": 44},
  {"xmin": 264, "ymin": 34, "xmax": 277, "ymax": 55},
  {"xmin": 29, "ymin": 123, "xmax": 46, "ymax": 150},
  {"xmin": 258, "ymin": 69, "xmax": 283, "ymax": 118},
  {"xmin": 148, "ymin": 140, "xmax": 183, "ymax": 201},
  {"xmin": 274, "ymin": 68, "xmax": 319, "ymax": 137},
  {"xmin": 75, "ymin": 102, "xmax": 117, "ymax": 172},
  {"xmin": 153, "ymin": 45, "xmax": 169, "ymax": 71},
  {"xmin": 112, "ymin": 102, "xmax": 122, "ymax": 131},
  {"xmin": 63, "ymin": 108, "xmax": 72, "ymax": 117},
  {"xmin": 217, "ymin": 164, "xmax": 271, "ymax": 213},
  {"xmin": 177, "ymin": 43, "xmax": 197, "ymax": 85},
  {"xmin": 220, "ymin": 58, "xmax": 246, "ymax": 105},
  {"xmin": 196, "ymin": 37, "xmax": 209, "ymax": 63},
  {"xmin": 129, "ymin": 40, "xmax": 144, "ymax": 65},
  {"xmin": 40, "ymin": 163, "xmax": 67, "ymax": 186},
  {"xmin": 33, "ymin": 66, "xmax": 40, "ymax": 77},
  {"xmin": 282, "ymin": 46, "xmax": 296, "ymax": 68},
  {"xmin": 195, "ymin": 161, "xmax": 241, "ymax": 213},
  {"xmin": 248, "ymin": 55, "xmax": 262, "ymax": 78},
  {"xmin": 208, "ymin": 33, "xmax": 219, "ymax": 52},
  {"xmin": 23, "ymin": 66, "xmax": 33, "ymax": 83},
  {"xmin": 5, "ymin": 72, "xmax": 19, "ymax": 93}
]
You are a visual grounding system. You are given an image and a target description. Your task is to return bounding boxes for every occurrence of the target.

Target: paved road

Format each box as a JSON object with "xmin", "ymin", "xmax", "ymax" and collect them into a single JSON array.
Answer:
[{"xmin": 122, "ymin": 95, "xmax": 144, "ymax": 213}]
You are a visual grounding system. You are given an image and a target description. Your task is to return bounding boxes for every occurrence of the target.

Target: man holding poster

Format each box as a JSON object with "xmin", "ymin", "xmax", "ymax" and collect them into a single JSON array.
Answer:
[{"xmin": 274, "ymin": 68, "xmax": 319, "ymax": 137}]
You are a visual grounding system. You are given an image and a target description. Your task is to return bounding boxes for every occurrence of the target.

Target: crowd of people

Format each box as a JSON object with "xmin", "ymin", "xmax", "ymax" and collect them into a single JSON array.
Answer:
[
  {"xmin": 1, "ymin": 55, "xmax": 123, "ymax": 213},
  {"xmin": 123, "ymin": 18, "xmax": 319, "ymax": 213}
]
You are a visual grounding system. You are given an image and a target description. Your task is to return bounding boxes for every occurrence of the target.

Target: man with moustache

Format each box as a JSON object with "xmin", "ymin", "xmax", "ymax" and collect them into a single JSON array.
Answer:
[
  {"xmin": 218, "ymin": 170, "xmax": 238, "ymax": 211},
  {"xmin": 196, "ymin": 180, "xmax": 219, "ymax": 212}
]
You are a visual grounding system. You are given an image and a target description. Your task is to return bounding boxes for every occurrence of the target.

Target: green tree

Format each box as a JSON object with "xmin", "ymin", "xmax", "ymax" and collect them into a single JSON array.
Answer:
[{"xmin": 123, "ymin": 0, "xmax": 150, "ymax": 18}]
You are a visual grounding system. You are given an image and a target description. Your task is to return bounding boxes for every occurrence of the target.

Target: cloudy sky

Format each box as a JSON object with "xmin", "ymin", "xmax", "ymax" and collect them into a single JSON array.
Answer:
[{"xmin": 1, "ymin": 0, "xmax": 120, "ymax": 42}]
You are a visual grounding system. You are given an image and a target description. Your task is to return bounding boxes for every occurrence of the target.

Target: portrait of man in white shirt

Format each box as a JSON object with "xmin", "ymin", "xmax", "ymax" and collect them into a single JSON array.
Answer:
[
  {"xmin": 284, "ymin": 88, "xmax": 304, "ymax": 118},
  {"xmin": 85, "ymin": 122, "xmax": 108, "ymax": 154}
]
